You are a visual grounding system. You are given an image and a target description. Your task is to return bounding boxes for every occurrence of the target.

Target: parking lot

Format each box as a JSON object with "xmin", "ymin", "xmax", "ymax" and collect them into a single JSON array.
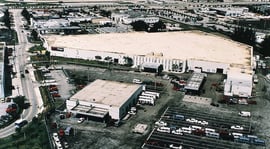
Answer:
[
  {"xmin": 40, "ymin": 64, "xmax": 270, "ymax": 149},
  {"xmin": 142, "ymin": 106, "xmax": 267, "ymax": 149}
]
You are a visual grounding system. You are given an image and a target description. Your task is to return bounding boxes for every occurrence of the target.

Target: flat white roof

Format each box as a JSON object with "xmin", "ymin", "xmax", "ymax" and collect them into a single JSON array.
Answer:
[
  {"xmin": 44, "ymin": 31, "xmax": 252, "ymax": 68},
  {"xmin": 70, "ymin": 79, "xmax": 141, "ymax": 107}
]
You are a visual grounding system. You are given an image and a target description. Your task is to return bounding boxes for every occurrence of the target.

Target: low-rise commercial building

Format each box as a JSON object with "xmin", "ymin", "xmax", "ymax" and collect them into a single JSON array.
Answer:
[{"xmin": 66, "ymin": 79, "xmax": 143, "ymax": 121}]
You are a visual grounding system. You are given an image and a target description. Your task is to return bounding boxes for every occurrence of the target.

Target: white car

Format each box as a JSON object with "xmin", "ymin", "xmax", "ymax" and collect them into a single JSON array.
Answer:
[
  {"xmin": 53, "ymin": 133, "xmax": 58, "ymax": 140},
  {"xmin": 231, "ymin": 125, "xmax": 244, "ymax": 130},
  {"xmin": 132, "ymin": 79, "xmax": 142, "ymax": 84},
  {"xmin": 77, "ymin": 117, "xmax": 85, "ymax": 123},
  {"xmin": 157, "ymin": 127, "xmax": 170, "ymax": 133},
  {"xmin": 186, "ymin": 118, "xmax": 198, "ymax": 123},
  {"xmin": 238, "ymin": 111, "xmax": 251, "ymax": 117},
  {"xmin": 155, "ymin": 121, "xmax": 167, "ymax": 127},
  {"xmin": 198, "ymin": 120, "xmax": 208, "ymax": 125},
  {"xmin": 171, "ymin": 128, "xmax": 183, "ymax": 135},
  {"xmin": 128, "ymin": 111, "xmax": 136, "ymax": 115},
  {"xmin": 64, "ymin": 142, "xmax": 69, "ymax": 149},
  {"xmin": 169, "ymin": 144, "xmax": 183, "ymax": 149}
]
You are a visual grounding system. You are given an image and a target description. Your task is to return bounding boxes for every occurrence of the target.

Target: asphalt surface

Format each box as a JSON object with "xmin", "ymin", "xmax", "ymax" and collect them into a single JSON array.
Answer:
[{"xmin": 0, "ymin": 9, "xmax": 42, "ymax": 138}]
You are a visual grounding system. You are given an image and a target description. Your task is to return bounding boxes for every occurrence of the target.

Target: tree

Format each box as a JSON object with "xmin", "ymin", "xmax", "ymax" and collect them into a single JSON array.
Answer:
[
  {"xmin": 130, "ymin": 20, "xmax": 149, "ymax": 31},
  {"xmin": 149, "ymin": 20, "xmax": 166, "ymax": 32},
  {"xmin": 31, "ymin": 30, "xmax": 39, "ymax": 41},
  {"xmin": 100, "ymin": 10, "xmax": 111, "ymax": 18},
  {"xmin": 21, "ymin": 8, "xmax": 31, "ymax": 24},
  {"xmin": 3, "ymin": 9, "xmax": 11, "ymax": 29},
  {"xmin": 260, "ymin": 35, "xmax": 270, "ymax": 57},
  {"xmin": 123, "ymin": 56, "xmax": 133, "ymax": 67},
  {"xmin": 231, "ymin": 27, "xmax": 256, "ymax": 46},
  {"xmin": 157, "ymin": 65, "xmax": 163, "ymax": 76}
]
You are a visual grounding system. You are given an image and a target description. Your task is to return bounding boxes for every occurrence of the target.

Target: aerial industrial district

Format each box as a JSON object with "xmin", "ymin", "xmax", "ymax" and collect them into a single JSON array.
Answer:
[{"xmin": 0, "ymin": 0, "xmax": 270, "ymax": 148}]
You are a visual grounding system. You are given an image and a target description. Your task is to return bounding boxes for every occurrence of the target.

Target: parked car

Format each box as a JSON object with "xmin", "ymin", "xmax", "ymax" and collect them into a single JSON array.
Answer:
[
  {"xmin": 157, "ymin": 126, "xmax": 170, "ymax": 133},
  {"xmin": 128, "ymin": 111, "xmax": 136, "ymax": 115},
  {"xmin": 63, "ymin": 142, "xmax": 69, "ymax": 149},
  {"xmin": 238, "ymin": 111, "xmax": 251, "ymax": 117},
  {"xmin": 169, "ymin": 144, "xmax": 182, "ymax": 149},
  {"xmin": 132, "ymin": 79, "xmax": 142, "ymax": 84},
  {"xmin": 198, "ymin": 120, "xmax": 208, "ymax": 125},
  {"xmin": 77, "ymin": 117, "xmax": 85, "ymax": 123},
  {"xmin": 171, "ymin": 128, "xmax": 183, "ymax": 135},
  {"xmin": 155, "ymin": 121, "xmax": 167, "ymax": 127},
  {"xmin": 186, "ymin": 118, "xmax": 198, "ymax": 123},
  {"xmin": 53, "ymin": 133, "xmax": 58, "ymax": 140},
  {"xmin": 231, "ymin": 125, "xmax": 244, "ymax": 130}
]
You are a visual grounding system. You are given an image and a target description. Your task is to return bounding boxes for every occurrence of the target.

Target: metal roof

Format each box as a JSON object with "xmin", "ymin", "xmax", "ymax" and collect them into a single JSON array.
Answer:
[
  {"xmin": 70, "ymin": 79, "xmax": 142, "ymax": 107},
  {"xmin": 185, "ymin": 73, "xmax": 206, "ymax": 91},
  {"xmin": 44, "ymin": 31, "xmax": 252, "ymax": 72}
]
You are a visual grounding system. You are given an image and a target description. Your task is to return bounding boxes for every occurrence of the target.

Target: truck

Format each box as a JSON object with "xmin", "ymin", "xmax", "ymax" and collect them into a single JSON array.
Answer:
[
  {"xmin": 138, "ymin": 98, "xmax": 154, "ymax": 106},
  {"xmin": 141, "ymin": 92, "xmax": 156, "ymax": 100},
  {"xmin": 144, "ymin": 91, "xmax": 160, "ymax": 98},
  {"xmin": 139, "ymin": 95, "xmax": 154, "ymax": 101}
]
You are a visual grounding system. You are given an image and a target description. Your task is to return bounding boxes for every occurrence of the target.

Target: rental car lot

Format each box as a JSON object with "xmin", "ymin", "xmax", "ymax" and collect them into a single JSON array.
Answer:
[{"xmin": 142, "ymin": 106, "xmax": 266, "ymax": 149}]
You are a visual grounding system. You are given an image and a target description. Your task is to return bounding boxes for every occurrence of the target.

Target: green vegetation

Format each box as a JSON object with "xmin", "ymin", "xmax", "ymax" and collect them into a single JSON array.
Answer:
[
  {"xmin": 231, "ymin": 27, "xmax": 256, "ymax": 46},
  {"xmin": 28, "ymin": 45, "xmax": 46, "ymax": 53},
  {"xmin": 131, "ymin": 20, "xmax": 149, "ymax": 31},
  {"xmin": 260, "ymin": 35, "xmax": 270, "ymax": 57},
  {"xmin": 0, "ymin": 29, "xmax": 17, "ymax": 45},
  {"xmin": 3, "ymin": 9, "xmax": 11, "ymax": 29},
  {"xmin": 0, "ymin": 117, "xmax": 50, "ymax": 149},
  {"xmin": 39, "ymin": 86, "xmax": 54, "ymax": 110}
]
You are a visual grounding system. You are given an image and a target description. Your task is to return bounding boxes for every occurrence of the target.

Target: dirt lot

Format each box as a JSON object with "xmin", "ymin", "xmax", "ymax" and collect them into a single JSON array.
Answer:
[{"xmin": 47, "ymin": 64, "xmax": 270, "ymax": 149}]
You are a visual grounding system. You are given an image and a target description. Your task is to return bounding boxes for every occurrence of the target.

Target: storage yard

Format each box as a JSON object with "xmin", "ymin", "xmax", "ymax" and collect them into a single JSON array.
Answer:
[{"xmin": 44, "ymin": 63, "xmax": 269, "ymax": 149}]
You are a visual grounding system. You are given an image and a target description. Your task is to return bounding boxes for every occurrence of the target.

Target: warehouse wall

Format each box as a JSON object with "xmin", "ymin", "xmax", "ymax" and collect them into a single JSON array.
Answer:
[
  {"xmin": 188, "ymin": 59, "xmax": 229, "ymax": 74},
  {"xmin": 119, "ymin": 85, "xmax": 143, "ymax": 119}
]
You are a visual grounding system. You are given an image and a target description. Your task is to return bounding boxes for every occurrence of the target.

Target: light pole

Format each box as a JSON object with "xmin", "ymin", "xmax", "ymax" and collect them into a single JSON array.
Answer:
[{"xmin": 16, "ymin": 86, "xmax": 20, "ymax": 96}]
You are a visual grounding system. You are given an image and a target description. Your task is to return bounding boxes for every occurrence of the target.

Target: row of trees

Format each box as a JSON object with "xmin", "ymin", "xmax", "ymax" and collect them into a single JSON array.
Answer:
[
  {"xmin": 231, "ymin": 27, "xmax": 270, "ymax": 57},
  {"xmin": 21, "ymin": 8, "xmax": 31, "ymax": 25},
  {"xmin": 130, "ymin": 20, "xmax": 166, "ymax": 32},
  {"xmin": 231, "ymin": 27, "xmax": 256, "ymax": 46},
  {"xmin": 3, "ymin": 9, "xmax": 11, "ymax": 29}
]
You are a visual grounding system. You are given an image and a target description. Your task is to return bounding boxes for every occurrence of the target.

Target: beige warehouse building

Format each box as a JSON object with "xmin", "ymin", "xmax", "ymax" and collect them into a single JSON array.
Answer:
[
  {"xmin": 43, "ymin": 31, "xmax": 254, "ymax": 97},
  {"xmin": 67, "ymin": 79, "xmax": 143, "ymax": 121}
]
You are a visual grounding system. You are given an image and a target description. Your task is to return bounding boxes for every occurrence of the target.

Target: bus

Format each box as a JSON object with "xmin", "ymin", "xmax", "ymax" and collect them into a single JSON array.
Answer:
[{"xmin": 15, "ymin": 119, "xmax": 28, "ymax": 128}]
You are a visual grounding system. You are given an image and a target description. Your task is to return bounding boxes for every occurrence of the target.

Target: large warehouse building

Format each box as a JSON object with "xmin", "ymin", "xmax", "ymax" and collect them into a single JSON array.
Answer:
[
  {"xmin": 43, "ymin": 31, "xmax": 254, "ymax": 97},
  {"xmin": 66, "ymin": 79, "xmax": 143, "ymax": 121}
]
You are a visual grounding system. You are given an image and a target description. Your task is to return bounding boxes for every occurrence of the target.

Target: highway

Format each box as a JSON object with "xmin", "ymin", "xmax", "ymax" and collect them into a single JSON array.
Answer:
[{"xmin": 0, "ymin": 9, "xmax": 42, "ymax": 138}]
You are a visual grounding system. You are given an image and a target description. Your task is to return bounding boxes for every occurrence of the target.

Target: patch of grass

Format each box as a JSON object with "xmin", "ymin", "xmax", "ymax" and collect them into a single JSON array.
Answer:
[{"xmin": 0, "ymin": 118, "xmax": 50, "ymax": 149}]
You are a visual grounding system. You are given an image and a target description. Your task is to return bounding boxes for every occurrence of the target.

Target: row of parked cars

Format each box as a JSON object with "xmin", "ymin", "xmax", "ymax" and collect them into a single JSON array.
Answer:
[{"xmin": 53, "ymin": 132, "xmax": 69, "ymax": 149}]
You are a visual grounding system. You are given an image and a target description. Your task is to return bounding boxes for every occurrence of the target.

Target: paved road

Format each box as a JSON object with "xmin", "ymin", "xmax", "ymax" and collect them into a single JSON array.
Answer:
[{"xmin": 0, "ymin": 9, "xmax": 42, "ymax": 138}]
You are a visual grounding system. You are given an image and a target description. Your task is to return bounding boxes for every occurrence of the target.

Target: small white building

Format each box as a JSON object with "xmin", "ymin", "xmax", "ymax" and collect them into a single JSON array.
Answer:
[
  {"xmin": 66, "ymin": 80, "xmax": 143, "ymax": 121},
  {"xmin": 111, "ymin": 13, "xmax": 159, "ymax": 24},
  {"xmin": 210, "ymin": 7, "xmax": 249, "ymax": 17},
  {"xmin": 224, "ymin": 70, "xmax": 253, "ymax": 97}
]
